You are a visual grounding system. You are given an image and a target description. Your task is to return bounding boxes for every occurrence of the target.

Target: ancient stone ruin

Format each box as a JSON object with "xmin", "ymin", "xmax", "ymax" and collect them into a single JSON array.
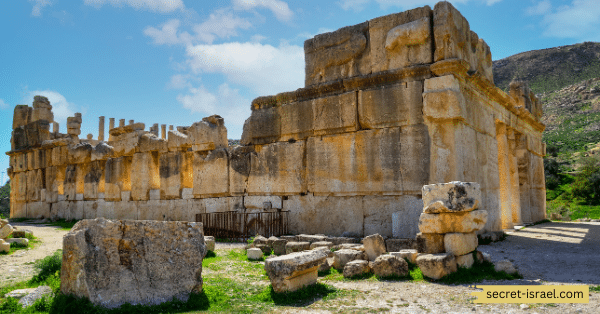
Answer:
[{"xmin": 5, "ymin": 1, "xmax": 546, "ymax": 238}]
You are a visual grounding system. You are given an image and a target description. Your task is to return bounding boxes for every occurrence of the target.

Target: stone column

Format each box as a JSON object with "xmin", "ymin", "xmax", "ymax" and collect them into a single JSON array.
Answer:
[
  {"xmin": 52, "ymin": 122, "xmax": 59, "ymax": 134},
  {"xmin": 109, "ymin": 118, "xmax": 115, "ymax": 141},
  {"xmin": 98, "ymin": 116, "xmax": 105, "ymax": 141},
  {"xmin": 496, "ymin": 122, "xmax": 513, "ymax": 229},
  {"xmin": 169, "ymin": 125, "xmax": 173, "ymax": 131},
  {"xmin": 119, "ymin": 119, "xmax": 125, "ymax": 128},
  {"xmin": 161, "ymin": 124, "xmax": 167, "ymax": 139},
  {"xmin": 508, "ymin": 130, "xmax": 522, "ymax": 225},
  {"xmin": 151, "ymin": 123, "xmax": 159, "ymax": 137},
  {"xmin": 517, "ymin": 136, "xmax": 532, "ymax": 223},
  {"xmin": 129, "ymin": 120, "xmax": 134, "ymax": 125}
]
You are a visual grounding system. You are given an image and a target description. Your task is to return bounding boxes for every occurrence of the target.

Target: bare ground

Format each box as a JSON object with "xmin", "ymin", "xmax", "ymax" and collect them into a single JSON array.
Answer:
[{"xmin": 1, "ymin": 220, "xmax": 599, "ymax": 313}]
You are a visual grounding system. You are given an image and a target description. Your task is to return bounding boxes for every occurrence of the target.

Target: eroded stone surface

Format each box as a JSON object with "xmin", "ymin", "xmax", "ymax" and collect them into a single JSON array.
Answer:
[
  {"xmin": 343, "ymin": 260, "xmax": 370, "ymax": 278},
  {"xmin": 371, "ymin": 254, "xmax": 409, "ymax": 278},
  {"xmin": 416, "ymin": 253, "xmax": 457, "ymax": 280},
  {"xmin": 418, "ymin": 210, "xmax": 488, "ymax": 234},
  {"xmin": 61, "ymin": 218, "xmax": 206, "ymax": 309},
  {"xmin": 264, "ymin": 250, "xmax": 327, "ymax": 293},
  {"xmin": 422, "ymin": 181, "xmax": 481, "ymax": 213}
]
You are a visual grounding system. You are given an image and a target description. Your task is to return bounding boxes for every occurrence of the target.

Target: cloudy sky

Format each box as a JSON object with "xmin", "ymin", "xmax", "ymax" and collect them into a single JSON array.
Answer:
[{"xmin": 0, "ymin": 0, "xmax": 598, "ymax": 184}]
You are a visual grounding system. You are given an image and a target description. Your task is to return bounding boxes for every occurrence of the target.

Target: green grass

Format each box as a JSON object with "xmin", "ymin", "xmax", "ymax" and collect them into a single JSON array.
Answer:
[{"xmin": 590, "ymin": 285, "xmax": 600, "ymax": 292}]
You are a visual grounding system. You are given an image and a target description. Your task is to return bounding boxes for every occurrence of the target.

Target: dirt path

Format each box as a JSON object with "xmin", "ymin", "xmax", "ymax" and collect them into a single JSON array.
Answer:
[
  {"xmin": 0, "ymin": 221, "xmax": 69, "ymax": 287},
  {"xmin": 2, "ymin": 221, "xmax": 599, "ymax": 313}
]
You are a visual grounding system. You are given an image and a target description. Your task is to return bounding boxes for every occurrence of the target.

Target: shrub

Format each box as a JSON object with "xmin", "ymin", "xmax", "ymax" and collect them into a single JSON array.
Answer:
[{"xmin": 30, "ymin": 250, "xmax": 62, "ymax": 284}]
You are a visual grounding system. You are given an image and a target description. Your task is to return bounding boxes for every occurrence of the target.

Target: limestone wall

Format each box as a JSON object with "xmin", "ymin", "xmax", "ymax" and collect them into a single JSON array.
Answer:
[{"xmin": 6, "ymin": 1, "xmax": 546, "ymax": 237}]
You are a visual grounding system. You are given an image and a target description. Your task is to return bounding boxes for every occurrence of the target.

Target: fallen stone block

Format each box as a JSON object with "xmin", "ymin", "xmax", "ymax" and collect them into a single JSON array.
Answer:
[
  {"xmin": 256, "ymin": 244, "xmax": 273, "ymax": 255},
  {"xmin": 343, "ymin": 260, "xmax": 370, "ymax": 278},
  {"xmin": 7, "ymin": 238, "xmax": 29, "ymax": 247},
  {"xmin": 416, "ymin": 253, "xmax": 457, "ymax": 280},
  {"xmin": 252, "ymin": 235, "xmax": 269, "ymax": 247},
  {"xmin": 363, "ymin": 233, "xmax": 386, "ymax": 261},
  {"xmin": 309, "ymin": 241, "xmax": 333, "ymax": 250},
  {"xmin": 267, "ymin": 236, "xmax": 280, "ymax": 246},
  {"xmin": 11, "ymin": 229, "xmax": 33, "ymax": 238},
  {"xmin": 312, "ymin": 246, "xmax": 334, "ymax": 258},
  {"xmin": 494, "ymin": 260, "xmax": 517, "ymax": 275},
  {"xmin": 61, "ymin": 218, "xmax": 206, "ymax": 309},
  {"xmin": 204, "ymin": 236, "xmax": 215, "ymax": 252},
  {"xmin": 418, "ymin": 210, "xmax": 488, "ymax": 234},
  {"xmin": 332, "ymin": 249, "xmax": 366, "ymax": 270},
  {"xmin": 0, "ymin": 224, "xmax": 13, "ymax": 239},
  {"xmin": 416, "ymin": 232, "xmax": 444, "ymax": 253},
  {"xmin": 385, "ymin": 238, "xmax": 416, "ymax": 252},
  {"xmin": 456, "ymin": 253, "xmax": 474, "ymax": 268},
  {"xmin": 327, "ymin": 236, "xmax": 360, "ymax": 245},
  {"xmin": 286, "ymin": 241, "xmax": 311, "ymax": 254},
  {"xmin": 0, "ymin": 239, "xmax": 9, "ymax": 253},
  {"xmin": 422, "ymin": 181, "xmax": 481, "ymax": 213},
  {"xmin": 371, "ymin": 255, "xmax": 408, "ymax": 278},
  {"xmin": 318, "ymin": 258, "xmax": 332, "ymax": 273},
  {"xmin": 336, "ymin": 243, "xmax": 364, "ymax": 251},
  {"xmin": 10, "ymin": 286, "xmax": 53, "ymax": 308},
  {"xmin": 297, "ymin": 234, "xmax": 328, "ymax": 243},
  {"xmin": 280, "ymin": 235, "xmax": 297, "ymax": 242},
  {"xmin": 0, "ymin": 219, "xmax": 8, "ymax": 227},
  {"xmin": 444, "ymin": 232, "xmax": 477, "ymax": 256},
  {"xmin": 264, "ymin": 250, "xmax": 327, "ymax": 293},
  {"xmin": 390, "ymin": 249, "xmax": 419, "ymax": 264},
  {"xmin": 247, "ymin": 248, "xmax": 263, "ymax": 260},
  {"xmin": 272, "ymin": 239, "xmax": 287, "ymax": 255}
]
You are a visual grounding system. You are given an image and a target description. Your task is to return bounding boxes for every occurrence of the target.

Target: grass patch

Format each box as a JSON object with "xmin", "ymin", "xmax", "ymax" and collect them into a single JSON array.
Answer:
[
  {"xmin": 0, "ymin": 233, "xmax": 41, "ymax": 256},
  {"xmin": 590, "ymin": 285, "xmax": 600, "ymax": 292}
]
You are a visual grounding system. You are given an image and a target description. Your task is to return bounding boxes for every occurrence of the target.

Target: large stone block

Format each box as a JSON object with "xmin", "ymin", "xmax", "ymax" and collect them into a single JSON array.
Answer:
[
  {"xmin": 416, "ymin": 253, "xmax": 457, "ymax": 280},
  {"xmin": 247, "ymin": 141, "xmax": 305, "ymax": 195},
  {"xmin": 104, "ymin": 157, "xmax": 132, "ymax": 201},
  {"xmin": 416, "ymin": 232, "xmax": 444, "ymax": 254},
  {"xmin": 358, "ymin": 81, "xmax": 424, "ymax": 129},
  {"xmin": 385, "ymin": 238, "xmax": 417, "ymax": 252},
  {"xmin": 264, "ymin": 250, "xmax": 327, "ymax": 293},
  {"xmin": 61, "ymin": 218, "xmax": 206, "ymax": 309},
  {"xmin": 285, "ymin": 195, "xmax": 363, "ymax": 236},
  {"xmin": 363, "ymin": 233, "xmax": 386, "ymax": 261},
  {"xmin": 388, "ymin": 196, "xmax": 424, "ymax": 238},
  {"xmin": 240, "ymin": 106, "xmax": 281, "ymax": 145},
  {"xmin": 167, "ymin": 116, "xmax": 227, "ymax": 152},
  {"xmin": 422, "ymin": 181, "xmax": 481, "ymax": 213},
  {"xmin": 307, "ymin": 126, "xmax": 429, "ymax": 196},
  {"xmin": 111, "ymin": 130, "xmax": 143, "ymax": 157},
  {"xmin": 432, "ymin": 2, "xmax": 493, "ymax": 82},
  {"xmin": 160, "ymin": 151, "xmax": 183, "ymax": 199},
  {"xmin": 312, "ymin": 92, "xmax": 357, "ymax": 136},
  {"xmin": 305, "ymin": 21, "xmax": 370, "ymax": 86},
  {"xmin": 279, "ymin": 99, "xmax": 313, "ymax": 141},
  {"xmin": 332, "ymin": 249, "xmax": 366, "ymax": 270},
  {"xmin": 443, "ymin": 232, "xmax": 477, "ymax": 256},
  {"xmin": 369, "ymin": 6, "xmax": 433, "ymax": 72},
  {"xmin": 130, "ymin": 152, "xmax": 158, "ymax": 201},
  {"xmin": 418, "ymin": 210, "xmax": 488, "ymax": 233},
  {"xmin": 228, "ymin": 146, "xmax": 252, "ymax": 196},
  {"xmin": 423, "ymin": 77, "xmax": 467, "ymax": 121},
  {"xmin": 343, "ymin": 260, "xmax": 370, "ymax": 278},
  {"xmin": 13, "ymin": 105, "xmax": 32, "ymax": 129},
  {"xmin": 244, "ymin": 196, "xmax": 282, "ymax": 209},
  {"xmin": 371, "ymin": 254, "xmax": 409, "ymax": 278},
  {"xmin": 193, "ymin": 149, "xmax": 229, "ymax": 198},
  {"xmin": 84, "ymin": 161, "xmax": 105, "ymax": 200}
]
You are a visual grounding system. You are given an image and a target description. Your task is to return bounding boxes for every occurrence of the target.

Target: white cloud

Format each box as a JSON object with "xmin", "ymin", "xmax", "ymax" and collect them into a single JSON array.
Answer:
[
  {"xmin": 0, "ymin": 99, "xmax": 8, "ymax": 109},
  {"xmin": 144, "ymin": 19, "xmax": 192, "ymax": 46},
  {"xmin": 83, "ymin": 0, "xmax": 184, "ymax": 13},
  {"xmin": 232, "ymin": 0, "xmax": 293, "ymax": 21},
  {"xmin": 193, "ymin": 9, "xmax": 252, "ymax": 44},
  {"xmin": 538, "ymin": 0, "xmax": 600, "ymax": 39},
  {"xmin": 22, "ymin": 90, "xmax": 80, "ymax": 129},
  {"xmin": 167, "ymin": 74, "xmax": 192, "ymax": 89},
  {"xmin": 526, "ymin": 0, "xmax": 551, "ymax": 16},
  {"xmin": 29, "ymin": 0, "xmax": 53, "ymax": 17},
  {"xmin": 185, "ymin": 41, "xmax": 304, "ymax": 96},
  {"xmin": 177, "ymin": 83, "xmax": 251, "ymax": 127}
]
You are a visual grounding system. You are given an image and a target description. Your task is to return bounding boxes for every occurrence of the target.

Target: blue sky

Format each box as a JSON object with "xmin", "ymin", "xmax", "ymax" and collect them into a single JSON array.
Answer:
[{"xmin": 1, "ymin": 0, "xmax": 598, "ymax": 185}]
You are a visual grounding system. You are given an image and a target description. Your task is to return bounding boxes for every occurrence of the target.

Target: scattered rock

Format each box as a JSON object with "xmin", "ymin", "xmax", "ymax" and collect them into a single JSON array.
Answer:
[
  {"xmin": 285, "ymin": 241, "xmax": 310, "ymax": 254},
  {"xmin": 318, "ymin": 258, "xmax": 332, "ymax": 273},
  {"xmin": 332, "ymin": 249, "xmax": 366, "ymax": 270},
  {"xmin": 19, "ymin": 286, "xmax": 53, "ymax": 307},
  {"xmin": 416, "ymin": 253, "xmax": 457, "ymax": 280},
  {"xmin": 252, "ymin": 235, "xmax": 269, "ymax": 247},
  {"xmin": 264, "ymin": 250, "xmax": 327, "ymax": 293},
  {"xmin": 272, "ymin": 239, "xmax": 287, "ymax": 256},
  {"xmin": 0, "ymin": 239, "xmax": 10, "ymax": 253},
  {"xmin": 363, "ymin": 233, "xmax": 386, "ymax": 261},
  {"xmin": 0, "ymin": 223, "xmax": 13, "ymax": 239},
  {"xmin": 247, "ymin": 248, "xmax": 263, "ymax": 260},
  {"xmin": 494, "ymin": 260, "xmax": 517, "ymax": 274},
  {"xmin": 297, "ymin": 234, "xmax": 328, "ymax": 243},
  {"xmin": 343, "ymin": 260, "xmax": 370, "ymax": 278},
  {"xmin": 7, "ymin": 238, "xmax": 29, "ymax": 247},
  {"xmin": 385, "ymin": 238, "xmax": 417, "ymax": 252},
  {"xmin": 204, "ymin": 236, "xmax": 215, "ymax": 252},
  {"xmin": 390, "ymin": 249, "xmax": 419, "ymax": 264},
  {"xmin": 280, "ymin": 235, "xmax": 297, "ymax": 242},
  {"xmin": 309, "ymin": 241, "xmax": 333, "ymax": 250},
  {"xmin": 371, "ymin": 255, "xmax": 409, "ymax": 278},
  {"xmin": 418, "ymin": 210, "xmax": 488, "ymax": 234}
]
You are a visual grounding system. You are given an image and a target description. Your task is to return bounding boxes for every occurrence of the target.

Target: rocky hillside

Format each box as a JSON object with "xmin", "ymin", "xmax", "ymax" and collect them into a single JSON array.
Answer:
[
  {"xmin": 493, "ymin": 42, "xmax": 600, "ymax": 94},
  {"xmin": 541, "ymin": 77, "xmax": 600, "ymax": 157}
]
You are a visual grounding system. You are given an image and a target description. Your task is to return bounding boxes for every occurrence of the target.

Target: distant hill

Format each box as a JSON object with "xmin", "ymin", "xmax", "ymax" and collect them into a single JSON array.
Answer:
[{"xmin": 493, "ymin": 42, "xmax": 600, "ymax": 94}]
